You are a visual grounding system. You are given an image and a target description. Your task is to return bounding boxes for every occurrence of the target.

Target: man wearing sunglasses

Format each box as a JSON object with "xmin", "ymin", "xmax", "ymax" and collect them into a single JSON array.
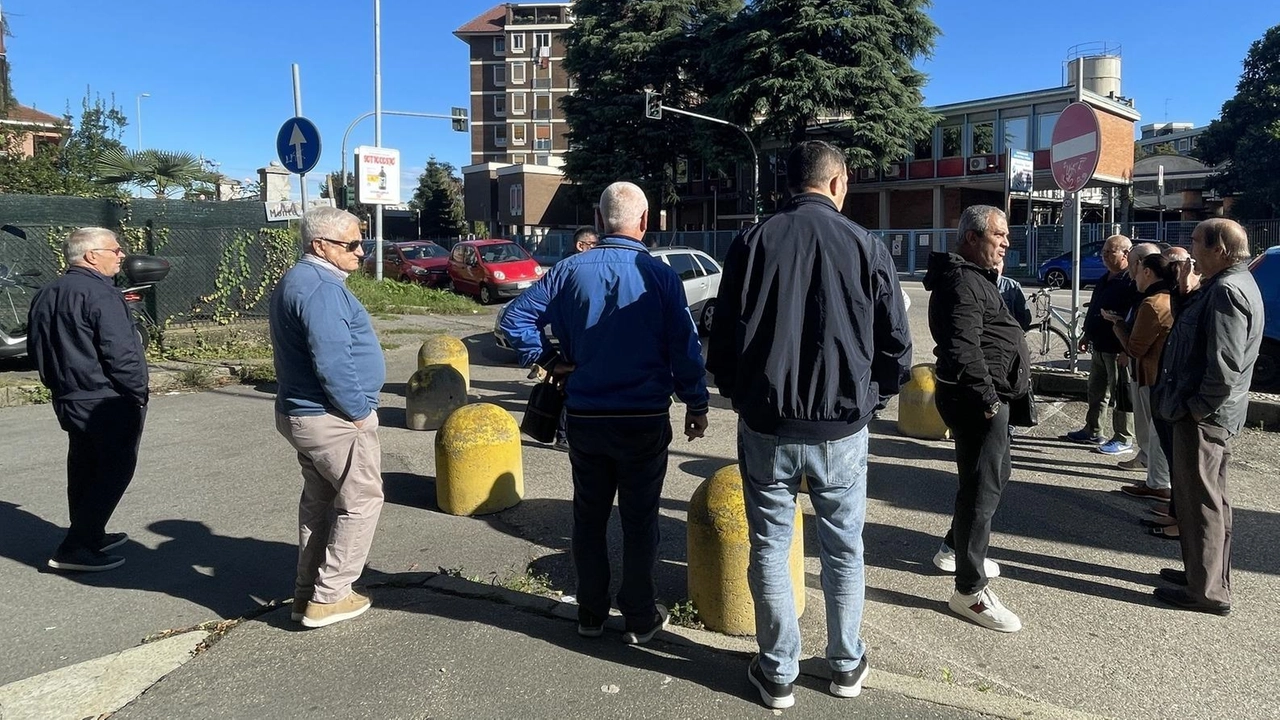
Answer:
[
  {"xmin": 270, "ymin": 206, "xmax": 385, "ymax": 629},
  {"xmin": 28, "ymin": 227, "xmax": 149, "ymax": 573}
]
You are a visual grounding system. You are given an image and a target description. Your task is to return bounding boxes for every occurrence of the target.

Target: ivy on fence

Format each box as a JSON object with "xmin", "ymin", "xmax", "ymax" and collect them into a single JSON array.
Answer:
[{"xmin": 194, "ymin": 226, "xmax": 297, "ymax": 325}]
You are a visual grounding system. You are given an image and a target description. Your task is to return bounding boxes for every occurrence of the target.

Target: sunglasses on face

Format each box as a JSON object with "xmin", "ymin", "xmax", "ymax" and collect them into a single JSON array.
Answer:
[
  {"xmin": 90, "ymin": 247, "xmax": 126, "ymax": 257},
  {"xmin": 317, "ymin": 237, "xmax": 362, "ymax": 252}
]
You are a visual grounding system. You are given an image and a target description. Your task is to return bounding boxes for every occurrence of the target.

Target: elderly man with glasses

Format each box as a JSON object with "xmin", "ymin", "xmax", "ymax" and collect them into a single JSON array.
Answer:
[
  {"xmin": 269, "ymin": 206, "xmax": 386, "ymax": 629},
  {"xmin": 28, "ymin": 227, "xmax": 149, "ymax": 572}
]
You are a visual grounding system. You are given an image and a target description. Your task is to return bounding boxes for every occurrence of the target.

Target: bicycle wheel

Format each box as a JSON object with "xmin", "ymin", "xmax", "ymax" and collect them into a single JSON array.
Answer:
[{"xmin": 1025, "ymin": 325, "xmax": 1072, "ymax": 369}]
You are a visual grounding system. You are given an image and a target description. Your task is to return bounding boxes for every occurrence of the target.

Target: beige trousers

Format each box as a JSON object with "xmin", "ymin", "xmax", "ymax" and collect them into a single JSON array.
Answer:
[{"xmin": 275, "ymin": 411, "xmax": 384, "ymax": 604}]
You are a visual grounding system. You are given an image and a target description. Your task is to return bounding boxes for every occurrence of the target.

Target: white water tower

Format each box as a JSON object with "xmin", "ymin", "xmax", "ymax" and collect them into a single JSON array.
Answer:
[{"xmin": 1064, "ymin": 42, "xmax": 1123, "ymax": 99}]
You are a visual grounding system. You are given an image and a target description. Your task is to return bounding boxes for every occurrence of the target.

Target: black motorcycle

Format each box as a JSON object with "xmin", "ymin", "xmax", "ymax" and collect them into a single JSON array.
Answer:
[
  {"xmin": 121, "ymin": 255, "xmax": 171, "ymax": 348},
  {"xmin": 0, "ymin": 263, "xmax": 41, "ymax": 360}
]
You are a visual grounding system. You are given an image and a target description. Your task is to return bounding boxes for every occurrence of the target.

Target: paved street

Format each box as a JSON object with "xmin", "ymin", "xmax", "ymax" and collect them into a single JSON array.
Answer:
[{"xmin": 2, "ymin": 280, "xmax": 1278, "ymax": 719}]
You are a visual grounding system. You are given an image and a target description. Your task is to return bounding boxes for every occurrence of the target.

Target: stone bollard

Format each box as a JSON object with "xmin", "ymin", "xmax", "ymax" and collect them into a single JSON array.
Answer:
[
  {"xmin": 897, "ymin": 363, "xmax": 951, "ymax": 440},
  {"xmin": 435, "ymin": 403, "xmax": 523, "ymax": 516},
  {"xmin": 405, "ymin": 365, "xmax": 467, "ymax": 431},
  {"xmin": 686, "ymin": 464, "xmax": 804, "ymax": 636},
  {"xmin": 418, "ymin": 335, "xmax": 470, "ymax": 392}
]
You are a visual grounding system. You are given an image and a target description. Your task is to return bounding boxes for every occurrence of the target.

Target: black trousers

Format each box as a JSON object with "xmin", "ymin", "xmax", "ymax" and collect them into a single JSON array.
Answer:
[
  {"xmin": 935, "ymin": 386, "xmax": 1011, "ymax": 595},
  {"xmin": 1153, "ymin": 416, "xmax": 1177, "ymax": 519},
  {"xmin": 53, "ymin": 397, "xmax": 146, "ymax": 552},
  {"xmin": 566, "ymin": 414, "xmax": 671, "ymax": 630}
]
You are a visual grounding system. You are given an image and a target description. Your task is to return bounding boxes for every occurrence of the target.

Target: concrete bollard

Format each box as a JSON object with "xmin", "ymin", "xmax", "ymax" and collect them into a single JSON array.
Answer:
[
  {"xmin": 435, "ymin": 403, "xmax": 523, "ymax": 516},
  {"xmin": 898, "ymin": 363, "xmax": 951, "ymax": 440},
  {"xmin": 687, "ymin": 464, "xmax": 805, "ymax": 636},
  {"xmin": 418, "ymin": 335, "xmax": 470, "ymax": 392},
  {"xmin": 405, "ymin": 365, "xmax": 467, "ymax": 431}
]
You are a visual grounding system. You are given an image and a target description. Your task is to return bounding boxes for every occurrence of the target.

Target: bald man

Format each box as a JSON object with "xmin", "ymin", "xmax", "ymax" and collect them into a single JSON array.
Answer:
[
  {"xmin": 1067, "ymin": 234, "xmax": 1138, "ymax": 455},
  {"xmin": 1151, "ymin": 219, "xmax": 1263, "ymax": 615}
]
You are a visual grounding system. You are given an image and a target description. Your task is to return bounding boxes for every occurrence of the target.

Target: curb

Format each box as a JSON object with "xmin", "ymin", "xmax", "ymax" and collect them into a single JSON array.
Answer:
[
  {"xmin": 1031, "ymin": 368, "xmax": 1280, "ymax": 430},
  {"xmin": 0, "ymin": 360, "xmax": 266, "ymax": 408}
]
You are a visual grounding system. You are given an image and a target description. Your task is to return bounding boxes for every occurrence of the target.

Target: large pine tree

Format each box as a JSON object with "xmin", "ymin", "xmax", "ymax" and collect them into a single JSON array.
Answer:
[
  {"xmin": 411, "ymin": 157, "xmax": 467, "ymax": 238},
  {"xmin": 707, "ymin": 0, "xmax": 939, "ymax": 169},
  {"xmin": 1196, "ymin": 24, "xmax": 1280, "ymax": 220},
  {"xmin": 560, "ymin": 0, "xmax": 738, "ymax": 212}
]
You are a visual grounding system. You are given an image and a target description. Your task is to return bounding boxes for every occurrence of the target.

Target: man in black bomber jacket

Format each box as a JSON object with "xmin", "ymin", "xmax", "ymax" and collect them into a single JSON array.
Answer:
[{"xmin": 923, "ymin": 204, "xmax": 1030, "ymax": 635}]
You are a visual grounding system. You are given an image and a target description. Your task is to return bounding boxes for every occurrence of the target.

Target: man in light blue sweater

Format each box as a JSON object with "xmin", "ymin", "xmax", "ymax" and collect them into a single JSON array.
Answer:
[{"xmin": 270, "ymin": 207, "xmax": 386, "ymax": 629}]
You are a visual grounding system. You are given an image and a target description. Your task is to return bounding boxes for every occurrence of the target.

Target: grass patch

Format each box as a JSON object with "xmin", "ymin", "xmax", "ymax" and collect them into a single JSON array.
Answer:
[
  {"xmin": 177, "ymin": 366, "xmax": 219, "ymax": 389},
  {"xmin": 382, "ymin": 327, "xmax": 446, "ymax": 336},
  {"xmin": 493, "ymin": 569, "xmax": 556, "ymax": 597},
  {"xmin": 347, "ymin": 274, "xmax": 479, "ymax": 315},
  {"xmin": 668, "ymin": 599, "xmax": 704, "ymax": 630},
  {"xmin": 20, "ymin": 385, "xmax": 52, "ymax": 404},
  {"xmin": 235, "ymin": 363, "xmax": 277, "ymax": 384}
]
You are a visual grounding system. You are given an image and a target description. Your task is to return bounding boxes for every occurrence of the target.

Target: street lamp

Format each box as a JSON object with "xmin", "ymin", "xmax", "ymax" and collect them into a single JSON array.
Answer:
[{"xmin": 135, "ymin": 93, "xmax": 151, "ymax": 150}]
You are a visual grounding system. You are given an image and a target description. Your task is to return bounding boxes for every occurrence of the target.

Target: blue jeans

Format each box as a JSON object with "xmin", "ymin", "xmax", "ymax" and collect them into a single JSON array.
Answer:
[
  {"xmin": 566, "ymin": 414, "xmax": 672, "ymax": 630},
  {"xmin": 738, "ymin": 420, "xmax": 869, "ymax": 684}
]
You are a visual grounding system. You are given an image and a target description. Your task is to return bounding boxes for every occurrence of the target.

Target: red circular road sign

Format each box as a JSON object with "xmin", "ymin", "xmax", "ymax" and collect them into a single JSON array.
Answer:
[{"xmin": 1050, "ymin": 102, "xmax": 1100, "ymax": 193}]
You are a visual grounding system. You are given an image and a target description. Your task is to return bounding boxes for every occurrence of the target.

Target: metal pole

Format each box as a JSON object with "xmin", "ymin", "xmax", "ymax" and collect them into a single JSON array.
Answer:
[
  {"xmin": 1068, "ymin": 59, "xmax": 1084, "ymax": 371},
  {"xmin": 292, "ymin": 64, "xmax": 308, "ymax": 213},
  {"xmin": 135, "ymin": 93, "xmax": 150, "ymax": 151},
  {"xmin": 373, "ymin": 0, "xmax": 384, "ymax": 280},
  {"xmin": 657, "ymin": 104, "xmax": 759, "ymax": 223},
  {"xmin": 341, "ymin": 110, "xmax": 459, "ymax": 197}
]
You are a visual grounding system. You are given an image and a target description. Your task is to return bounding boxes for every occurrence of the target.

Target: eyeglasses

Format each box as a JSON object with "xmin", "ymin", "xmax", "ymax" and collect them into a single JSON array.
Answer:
[
  {"xmin": 316, "ymin": 237, "xmax": 362, "ymax": 252},
  {"xmin": 89, "ymin": 247, "xmax": 126, "ymax": 257},
  {"xmin": 1169, "ymin": 258, "xmax": 1196, "ymax": 267}
]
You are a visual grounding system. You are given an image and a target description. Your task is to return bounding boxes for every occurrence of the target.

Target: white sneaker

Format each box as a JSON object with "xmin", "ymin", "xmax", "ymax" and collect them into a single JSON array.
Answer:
[
  {"xmin": 932, "ymin": 542, "xmax": 1000, "ymax": 578},
  {"xmin": 949, "ymin": 586, "xmax": 1022, "ymax": 633}
]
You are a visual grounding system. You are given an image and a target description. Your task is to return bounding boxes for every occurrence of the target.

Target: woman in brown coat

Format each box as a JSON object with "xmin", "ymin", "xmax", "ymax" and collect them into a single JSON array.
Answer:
[{"xmin": 1104, "ymin": 252, "xmax": 1175, "ymax": 532}]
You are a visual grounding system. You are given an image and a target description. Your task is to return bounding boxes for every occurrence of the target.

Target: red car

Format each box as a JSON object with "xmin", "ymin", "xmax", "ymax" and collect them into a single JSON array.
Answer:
[
  {"xmin": 362, "ymin": 241, "xmax": 451, "ymax": 287},
  {"xmin": 447, "ymin": 239, "xmax": 545, "ymax": 304}
]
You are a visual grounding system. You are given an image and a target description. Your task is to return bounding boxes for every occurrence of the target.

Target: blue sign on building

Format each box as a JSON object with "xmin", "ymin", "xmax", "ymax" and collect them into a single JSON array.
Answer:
[{"xmin": 276, "ymin": 117, "xmax": 322, "ymax": 175}]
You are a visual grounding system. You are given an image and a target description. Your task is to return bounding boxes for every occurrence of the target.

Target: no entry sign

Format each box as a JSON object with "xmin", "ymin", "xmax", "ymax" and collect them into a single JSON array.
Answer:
[{"xmin": 1050, "ymin": 102, "xmax": 1100, "ymax": 193}]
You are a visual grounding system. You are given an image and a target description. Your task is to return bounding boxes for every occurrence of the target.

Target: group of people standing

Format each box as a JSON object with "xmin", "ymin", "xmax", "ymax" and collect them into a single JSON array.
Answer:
[
  {"xmin": 1068, "ymin": 223, "xmax": 1263, "ymax": 614},
  {"xmin": 22, "ymin": 140, "xmax": 1263, "ymax": 711}
]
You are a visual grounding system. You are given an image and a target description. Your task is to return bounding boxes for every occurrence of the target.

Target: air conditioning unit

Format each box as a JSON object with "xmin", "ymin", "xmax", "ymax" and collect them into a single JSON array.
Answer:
[
  {"xmin": 884, "ymin": 163, "xmax": 902, "ymax": 178},
  {"xmin": 859, "ymin": 168, "xmax": 877, "ymax": 181},
  {"xmin": 968, "ymin": 157, "xmax": 990, "ymax": 172}
]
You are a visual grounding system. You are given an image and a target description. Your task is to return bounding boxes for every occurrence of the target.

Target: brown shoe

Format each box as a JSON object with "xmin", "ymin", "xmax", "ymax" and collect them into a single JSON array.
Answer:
[
  {"xmin": 1121, "ymin": 484, "xmax": 1171, "ymax": 500},
  {"xmin": 301, "ymin": 590, "xmax": 372, "ymax": 628},
  {"xmin": 1149, "ymin": 502, "xmax": 1171, "ymax": 518},
  {"xmin": 1117, "ymin": 457, "xmax": 1146, "ymax": 471}
]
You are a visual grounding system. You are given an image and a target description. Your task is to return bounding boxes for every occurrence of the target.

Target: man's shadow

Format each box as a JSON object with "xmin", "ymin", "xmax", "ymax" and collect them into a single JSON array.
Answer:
[{"xmin": 1, "ymin": 502, "xmax": 295, "ymax": 618}]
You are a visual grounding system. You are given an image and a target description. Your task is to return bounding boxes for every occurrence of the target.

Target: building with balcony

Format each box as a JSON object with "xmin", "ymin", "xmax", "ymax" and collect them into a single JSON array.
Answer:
[{"xmin": 455, "ymin": 2, "xmax": 580, "ymax": 235}]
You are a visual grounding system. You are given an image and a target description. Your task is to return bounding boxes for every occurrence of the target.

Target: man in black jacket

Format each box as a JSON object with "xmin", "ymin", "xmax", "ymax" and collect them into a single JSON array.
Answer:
[
  {"xmin": 924, "ymin": 205, "xmax": 1030, "ymax": 633},
  {"xmin": 707, "ymin": 141, "xmax": 911, "ymax": 710},
  {"xmin": 1066, "ymin": 234, "xmax": 1137, "ymax": 454},
  {"xmin": 27, "ymin": 227, "xmax": 148, "ymax": 572}
]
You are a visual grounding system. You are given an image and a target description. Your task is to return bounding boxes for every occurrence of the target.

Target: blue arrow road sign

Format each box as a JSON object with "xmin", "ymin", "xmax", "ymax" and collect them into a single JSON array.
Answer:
[{"xmin": 276, "ymin": 117, "xmax": 322, "ymax": 175}]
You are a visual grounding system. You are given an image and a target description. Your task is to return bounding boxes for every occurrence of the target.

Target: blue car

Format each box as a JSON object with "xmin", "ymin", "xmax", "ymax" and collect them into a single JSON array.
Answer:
[
  {"xmin": 1037, "ymin": 240, "xmax": 1107, "ymax": 288},
  {"xmin": 1248, "ymin": 245, "xmax": 1280, "ymax": 391}
]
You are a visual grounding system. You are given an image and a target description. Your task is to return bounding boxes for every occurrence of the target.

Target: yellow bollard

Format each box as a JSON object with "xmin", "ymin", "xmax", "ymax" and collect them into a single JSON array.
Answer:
[
  {"xmin": 897, "ymin": 363, "xmax": 951, "ymax": 440},
  {"xmin": 418, "ymin": 335, "xmax": 470, "ymax": 392},
  {"xmin": 687, "ymin": 464, "xmax": 805, "ymax": 636},
  {"xmin": 405, "ymin": 365, "xmax": 467, "ymax": 431},
  {"xmin": 435, "ymin": 403, "xmax": 523, "ymax": 516}
]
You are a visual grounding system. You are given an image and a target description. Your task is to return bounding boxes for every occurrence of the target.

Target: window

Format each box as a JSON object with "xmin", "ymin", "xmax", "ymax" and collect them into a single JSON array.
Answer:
[
  {"xmin": 970, "ymin": 121, "xmax": 994, "ymax": 155},
  {"xmin": 535, "ymin": 154, "xmax": 551, "ymax": 166},
  {"xmin": 1002, "ymin": 117, "xmax": 1029, "ymax": 152},
  {"xmin": 534, "ymin": 93, "xmax": 552, "ymax": 119},
  {"xmin": 511, "ymin": 123, "xmax": 527, "ymax": 145},
  {"xmin": 941, "ymin": 125, "xmax": 962, "ymax": 157},
  {"xmin": 509, "ymin": 185, "xmax": 523, "ymax": 215},
  {"xmin": 493, "ymin": 65, "xmax": 506, "ymax": 86},
  {"xmin": 534, "ymin": 124, "xmax": 552, "ymax": 150},
  {"xmin": 1036, "ymin": 112, "xmax": 1060, "ymax": 150},
  {"xmin": 511, "ymin": 153, "xmax": 526, "ymax": 164},
  {"xmin": 913, "ymin": 133, "xmax": 934, "ymax": 161},
  {"xmin": 511, "ymin": 61, "xmax": 526, "ymax": 84},
  {"xmin": 532, "ymin": 63, "xmax": 551, "ymax": 89},
  {"xmin": 510, "ymin": 33, "xmax": 525, "ymax": 53},
  {"xmin": 493, "ymin": 95, "xmax": 506, "ymax": 116},
  {"xmin": 694, "ymin": 253, "xmax": 720, "ymax": 276},
  {"xmin": 1178, "ymin": 138, "xmax": 1191, "ymax": 151},
  {"xmin": 511, "ymin": 92, "xmax": 527, "ymax": 115},
  {"xmin": 494, "ymin": 125, "xmax": 507, "ymax": 146},
  {"xmin": 664, "ymin": 252, "xmax": 702, "ymax": 281},
  {"xmin": 534, "ymin": 32, "xmax": 551, "ymax": 50},
  {"xmin": 493, "ymin": 37, "xmax": 505, "ymax": 54}
]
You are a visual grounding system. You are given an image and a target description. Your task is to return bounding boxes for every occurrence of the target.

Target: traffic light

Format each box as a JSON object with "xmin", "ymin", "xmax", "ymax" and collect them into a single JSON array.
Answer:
[
  {"xmin": 644, "ymin": 90, "xmax": 662, "ymax": 120},
  {"xmin": 451, "ymin": 106, "xmax": 469, "ymax": 133},
  {"xmin": 340, "ymin": 186, "xmax": 354, "ymax": 210}
]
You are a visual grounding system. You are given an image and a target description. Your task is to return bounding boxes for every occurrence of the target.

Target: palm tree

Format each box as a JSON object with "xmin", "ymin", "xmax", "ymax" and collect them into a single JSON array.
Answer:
[{"xmin": 96, "ymin": 147, "xmax": 203, "ymax": 198}]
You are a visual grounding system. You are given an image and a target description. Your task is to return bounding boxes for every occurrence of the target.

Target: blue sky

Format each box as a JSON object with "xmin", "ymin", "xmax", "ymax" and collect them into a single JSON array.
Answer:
[{"xmin": 6, "ymin": 1, "xmax": 1276, "ymax": 199}]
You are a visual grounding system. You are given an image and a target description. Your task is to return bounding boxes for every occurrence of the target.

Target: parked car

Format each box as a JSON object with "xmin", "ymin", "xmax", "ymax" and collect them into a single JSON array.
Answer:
[
  {"xmin": 362, "ymin": 241, "xmax": 450, "ymax": 287},
  {"xmin": 448, "ymin": 239, "xmax": 545, "ymax": 304},
  {"xmin": 1037, "ymin": 240, "xmax": 1107, "ymax": 287},
  {"xmin": 492, "ymin": 246, "xmax": 724, "ymax": 354},
  {"xmin": 1248, "ymin": 245, "xmax": 1280, "ymax": 392}
]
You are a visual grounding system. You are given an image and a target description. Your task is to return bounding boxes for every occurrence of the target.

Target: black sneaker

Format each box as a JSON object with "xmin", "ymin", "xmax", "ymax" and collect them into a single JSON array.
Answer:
[
  {"xmin": 830, "ymin": 654, "xmax": 870, "ymax": 698},
  {"xmin": 577, "ymin": 607, "xmax": 605, "ymax": 638},
  {"xmin": 47, "ymin": 547, "xmax": 125, "ymax": 572},
  {"xmin": 748, "ymin": 655, "xmax": 795, "ymax": 709},
  {"xmin": 1159, "ymin": 568, "xmax": 1188, "ymax": 586},
  {"xmin": 621, "ymin": 604, "xmax": 668, "ymax": 645},
  {"xmin": 99, "ymin": 532, "xmax": 129, "ymax": 552}
]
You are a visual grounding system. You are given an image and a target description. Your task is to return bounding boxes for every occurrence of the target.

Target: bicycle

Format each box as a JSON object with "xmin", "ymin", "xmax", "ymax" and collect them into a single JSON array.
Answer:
[{"xmin": 1025, "ymin": 287, "xmax": 1085, "ymax": 369}]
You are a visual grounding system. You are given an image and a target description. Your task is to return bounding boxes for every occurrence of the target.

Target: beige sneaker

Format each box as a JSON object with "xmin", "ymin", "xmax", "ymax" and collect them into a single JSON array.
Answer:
[{"xmin": 301, "ymin": 590, "xmax": 372, "ymax": 628}]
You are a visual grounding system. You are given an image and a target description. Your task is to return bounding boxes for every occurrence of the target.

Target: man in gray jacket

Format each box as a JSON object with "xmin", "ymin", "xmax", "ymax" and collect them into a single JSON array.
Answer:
[{"xmin": 1152, "ymin": 218, "xmax": 1263, "ymax": 615}]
